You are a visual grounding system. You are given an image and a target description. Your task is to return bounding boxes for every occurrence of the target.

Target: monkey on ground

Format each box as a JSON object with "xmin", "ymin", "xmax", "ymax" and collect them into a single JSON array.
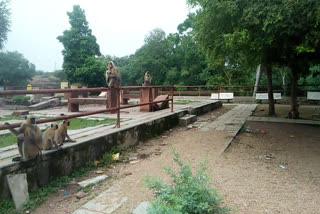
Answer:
[
  {"xmin": 42, "ymin": 123, "xmax": 61, "ymax": 150},
  {"xmin": 54, "ymin": 119, "xmax": 75, "ymax": 146},
  {"xmin": 5, "ymin": 115, "xmax": 42, "ymax": 162}
]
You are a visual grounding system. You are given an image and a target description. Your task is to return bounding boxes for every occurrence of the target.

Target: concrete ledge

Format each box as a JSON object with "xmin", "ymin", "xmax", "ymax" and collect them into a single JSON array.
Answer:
[
  {"xmin": 179, "ymin": 115, "xmax": 197, "ymax": 126},
  {"xmin": 0, "ymin": 101, "xmax": 221, "ymax": 200}
]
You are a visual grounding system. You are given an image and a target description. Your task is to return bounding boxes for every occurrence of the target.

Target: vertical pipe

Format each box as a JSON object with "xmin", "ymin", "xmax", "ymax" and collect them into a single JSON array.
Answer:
[
  {"xmin": 171, "ymin": 87, "xmax": 174, "ymax": 112},
  {"xmin": 116, "ymin": 88, "xmax": 120, "ymax": 128}
]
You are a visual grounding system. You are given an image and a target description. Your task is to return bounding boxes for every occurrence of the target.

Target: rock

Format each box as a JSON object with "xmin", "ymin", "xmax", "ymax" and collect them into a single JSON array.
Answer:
[
  {"xmin": 155, "ymin": 152, "xmax": 162, "ymax": 155},
  {"xmin": 138, "ymin": 153, "xmax": 150, "ymax": 159},
  {"xmin": 124, "ymin": 172, "xmax": 132, "ymax": 176},
  {"xmin": 130, "ymin": 160, "xmax": 140, "ymax": 164},
  {"xmin": 6, "ymin": 174, "xmax": 29, "ymax": 210},
  {"xmin": 75, "ymin": 191, "xmax": 87, "ymax": 199},
  {"xmin": 129, "ymin": 157, "xmax": 138, "ymax": 161},
  {"xmin": 78, "ymin": 175, "xmax": 108, "ymax": 187},
  {"xmin": 132, "ymin": 201, "xmax": 151, "ymax": 214}
]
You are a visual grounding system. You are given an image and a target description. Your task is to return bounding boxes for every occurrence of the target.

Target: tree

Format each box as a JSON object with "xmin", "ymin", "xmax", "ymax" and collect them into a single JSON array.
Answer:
[
  {"xmin": 0, "ymin": 51, "xmax": 36, "ymax": 86},
  {"xmin": 0, "ymin": 0, "xmax": 10, "ymax": 50},
  {"xmin": 57, "ymin": 5, "xmax": 101, "ymax": 85},
  {"xmin": 188, "ymin": 0, "xmax": 320, "ymax": 117}
]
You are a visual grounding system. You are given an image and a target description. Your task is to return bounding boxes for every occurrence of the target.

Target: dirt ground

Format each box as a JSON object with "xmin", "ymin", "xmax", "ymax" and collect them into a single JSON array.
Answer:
[
  {"xmin": 33, "ymin": 106, "xmax": 320, "ymax": 214},
  {"xmin": 254, "ymin": 104, "xmax": 320, "ymax": 119}
]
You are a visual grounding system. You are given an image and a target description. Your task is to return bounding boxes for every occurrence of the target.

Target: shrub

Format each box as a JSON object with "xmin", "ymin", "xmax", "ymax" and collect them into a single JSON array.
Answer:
[
  {"xmin": 145, "ymin": 150, "xmax": 230, "ymax": 214},
  {"xmin": 12, "ymin": 95, "xmax": 30, "ymax": 105}
]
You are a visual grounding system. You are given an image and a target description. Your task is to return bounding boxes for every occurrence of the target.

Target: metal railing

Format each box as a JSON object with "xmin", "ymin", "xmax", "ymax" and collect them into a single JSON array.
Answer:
[{"xmin": 0, "ymin": 86, "xmax": 174, "ymax": 131}]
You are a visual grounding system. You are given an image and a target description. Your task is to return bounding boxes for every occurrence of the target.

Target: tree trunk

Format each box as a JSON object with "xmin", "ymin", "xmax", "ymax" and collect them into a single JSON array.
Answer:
[
  {"xmin": 289, "ymin": 65, "xmax": 299, "ymax": 119},
  {"xmin": 253, "ymin": 64, "xmax": 262, "ymax": 97},
  {"xmin": 266, "ymin": 64, "xmax": 275, "ymax": 116}
]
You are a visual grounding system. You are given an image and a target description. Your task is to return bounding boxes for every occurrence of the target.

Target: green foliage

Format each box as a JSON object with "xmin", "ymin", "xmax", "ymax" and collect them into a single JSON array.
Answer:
[
  {"xmin": 57, "ymin": 5, "xmax": 101, "ymax": 85},
  {"xmin": 66, "ymin": 118, "xmax": 116, "ymax": 130},
  {"xmin": 74, "ymin": 56, "xmax": 105, "ymax": 87},
  {"xmin": 0, "ymin": 51, "xmax": 36, "ymax": 86},
  {"xmin": 0, "ymin": 199, "xmax": 15, "ymax": 214},
  {"xmin": 12, "ymin": 95, "xmax": 30, "ymax": 105},
  {"xmin": 145, "ymin": 150, "xmax": 230, "ymax": 214},
  {"xmin": 0, "ymin": 0, "xmax": 10, "ymax": 50},
  {"xmin": 0, "ymin": 133, "xmax": 16, "ymax": 148}
]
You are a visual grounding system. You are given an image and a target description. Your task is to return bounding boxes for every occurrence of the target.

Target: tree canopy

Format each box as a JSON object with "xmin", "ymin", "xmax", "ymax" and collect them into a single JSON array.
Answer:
[
  {"xmin": 187, "ymin": 0, "xmax": 320, "ymax": 117},
  {"xmin": 0, "ymin": 0, "xmax": 10, "ymax": 50},
  {"xmin": 57, "ymin": 5, "xmax": 101, "ymax": 85},
  {"xmin": 0, "ymin": 51, "xmax": 36, "ymax": 86}
]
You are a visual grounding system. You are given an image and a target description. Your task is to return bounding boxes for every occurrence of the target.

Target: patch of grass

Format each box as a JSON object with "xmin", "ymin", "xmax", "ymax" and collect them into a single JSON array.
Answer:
[
  {"xmin": 63, "ymin": 118, "xmax": 116, "ymax": 130},
  {"xmin": 0, "ymin": 133, "xmax": 17, "ymax": 148},
  {"xmin": 173, "ymin": 100, "xmax": 199, "ymax": 105},
  {"xmin": 0, "ymin": 114, "xmax": 26, "ymax": 122}
]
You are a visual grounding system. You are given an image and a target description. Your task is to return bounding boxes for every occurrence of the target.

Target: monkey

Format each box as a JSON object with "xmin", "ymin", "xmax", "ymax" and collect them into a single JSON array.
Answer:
[
  {"xmin": 105, "ymin": 61, "xmax": 121, "ymax": 88},
  {"xmin": 42, "ymin": 123, "xmax": 61, "ymax": 150},
  {"xmin": 5, "ymin": 115, "xmax": 42, "ymax": 162},
  {"xmin": 143, "ymin": 71, "xmax": 152, "ymax": 86},
  {"xmin": 54, "ymin": 119, "xmax": 75, "ymax": 146}
]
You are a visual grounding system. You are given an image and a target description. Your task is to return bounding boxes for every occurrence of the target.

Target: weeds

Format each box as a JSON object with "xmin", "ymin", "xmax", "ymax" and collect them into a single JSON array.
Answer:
[{"xmin": 145, "ymin": 149, "xmax": 230, "ymax": 214}]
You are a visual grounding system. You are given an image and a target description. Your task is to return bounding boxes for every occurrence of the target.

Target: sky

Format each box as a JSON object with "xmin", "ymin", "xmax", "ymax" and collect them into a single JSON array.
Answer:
[{"xmin": 4, "ymin": 0, "xmax": 190, "ymax": 72}]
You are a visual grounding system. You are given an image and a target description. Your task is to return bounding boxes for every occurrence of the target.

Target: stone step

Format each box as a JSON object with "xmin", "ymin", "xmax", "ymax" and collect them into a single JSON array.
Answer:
[{"xmin": 179, "ymin": 114, "xmax": 197, "ymax": 126}]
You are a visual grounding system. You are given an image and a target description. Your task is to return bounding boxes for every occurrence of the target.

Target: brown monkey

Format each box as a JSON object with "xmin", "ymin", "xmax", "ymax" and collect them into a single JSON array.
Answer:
[
  {"xmin": 5, "ymin": 115, "xmax": 42, "ymax": 161},
  {"xmin": 143, "ymin": 71, "xmax": 152, "ymax": 86},
  {"xmin": 42, "ymin": 123, "xmax": 60, "ymax": 150},
  {"xmin": 54, "ymin": 119, "xmax": 75, "ymax": 145},
  {"xmin": 105, "ymin": 61, "xmax": 120, "ymax": 88}
]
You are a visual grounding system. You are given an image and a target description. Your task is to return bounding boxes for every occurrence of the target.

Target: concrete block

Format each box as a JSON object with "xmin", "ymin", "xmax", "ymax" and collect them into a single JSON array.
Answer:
[
  {"xmin": 6, "ymin": 173, "xmax": 29, "ymax": 210},
  {"xmin": 179, "ymin": 115, "xmax": 197, "ymax": 126},
  {"xmin": 132, "ymin": 201, "xmax": 151, "ymax": 214},
  {"xmin": 78, "ymin": 175, "xmax": 108, "ymax": 187}
]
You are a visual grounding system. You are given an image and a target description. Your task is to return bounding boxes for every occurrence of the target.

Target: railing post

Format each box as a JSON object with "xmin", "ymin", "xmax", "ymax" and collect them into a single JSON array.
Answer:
[
  {"xmin": 116, "ymin": 88, "xmax": 120, "ymax": 128},
  {"xmin": 218, "ymin": 86, "xmax": 221, "ymax": 100},
  {"xmin": 171, "ymin": 87, "xmax": 174, "ymax": 112}
]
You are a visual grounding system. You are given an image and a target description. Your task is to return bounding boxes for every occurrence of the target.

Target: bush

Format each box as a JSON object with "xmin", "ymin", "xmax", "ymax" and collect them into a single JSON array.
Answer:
[
  {"xmin": 145, "ymin": 150, "xmax": 230, "ymax": 214},
  {"xmin": 12, "ymin": 95, "xmax": 30, "ymax": 105}
]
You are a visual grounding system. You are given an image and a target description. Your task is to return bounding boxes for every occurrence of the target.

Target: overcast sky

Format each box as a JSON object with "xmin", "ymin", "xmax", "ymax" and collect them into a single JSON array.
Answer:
[{"xmin": 4, "ymin": 0, "xmax": 190, "ymax": 72}]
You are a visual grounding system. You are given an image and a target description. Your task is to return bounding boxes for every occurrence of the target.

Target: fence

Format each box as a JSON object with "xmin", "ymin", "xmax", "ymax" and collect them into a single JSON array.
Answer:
[
  {"xmin": 0, "ymin": 86, "xmax": 174, "ymax": 131},
  {"xmin": 157, "ymin": 85, "xmax": 320, "ymax": 97}
]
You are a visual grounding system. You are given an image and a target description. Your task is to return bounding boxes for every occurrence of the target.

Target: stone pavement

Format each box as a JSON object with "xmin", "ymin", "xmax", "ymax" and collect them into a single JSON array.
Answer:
[{"xmin": 199, "ymin": 104, "xmax": 258, "ymax": 152}]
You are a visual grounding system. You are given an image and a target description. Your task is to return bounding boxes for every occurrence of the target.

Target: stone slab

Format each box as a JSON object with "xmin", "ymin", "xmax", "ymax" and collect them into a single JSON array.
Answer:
[
  {"xmin": 179, "ymin": 115, "xmax": 197, "ymax": 126},
  {"xmin": 78, "ymin": 175, "xmax": 108, "ymax": 187},
  {"xmin": 132, "ymin": 201, "xmax": 151, "ymax": 214},
  {"xmin": 6, "ymin": 173, "xmax": 29, "ymax": 210},
  {"xmin": 73, "ymin": 184, "xmax": 128, "ymax": 214}
]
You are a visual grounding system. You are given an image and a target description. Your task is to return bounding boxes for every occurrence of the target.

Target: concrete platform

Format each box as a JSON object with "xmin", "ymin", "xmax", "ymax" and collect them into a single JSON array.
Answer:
[{"xmin": 0, "ymin": 100, "xmax": 222, "ymax": 200}]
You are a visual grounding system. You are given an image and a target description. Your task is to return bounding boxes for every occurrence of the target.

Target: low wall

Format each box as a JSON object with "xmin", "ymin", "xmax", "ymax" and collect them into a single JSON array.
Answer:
[{"xmin": 0, "ymin": 101, "xmax": 222, "ymax": 200}]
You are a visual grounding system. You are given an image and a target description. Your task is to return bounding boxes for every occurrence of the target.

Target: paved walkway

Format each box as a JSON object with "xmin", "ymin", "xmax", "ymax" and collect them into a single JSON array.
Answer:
[{"xmin": 199, "ymin": 104, "xmax": 258, "ymax": 152}]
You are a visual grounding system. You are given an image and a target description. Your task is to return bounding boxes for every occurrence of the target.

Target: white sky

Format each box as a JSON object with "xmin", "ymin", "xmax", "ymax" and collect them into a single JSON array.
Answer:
[{"xmin": 4, "ymin": 0, "xmax": 190, "ymax": 72}]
